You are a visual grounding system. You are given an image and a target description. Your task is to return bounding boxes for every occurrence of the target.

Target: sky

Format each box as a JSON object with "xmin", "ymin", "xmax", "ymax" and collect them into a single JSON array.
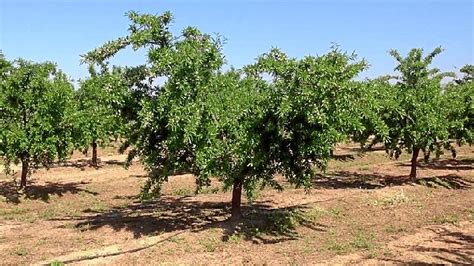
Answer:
[{"xmin": 1, "ymin": 0, "xmax": 473, "ymax": 82}]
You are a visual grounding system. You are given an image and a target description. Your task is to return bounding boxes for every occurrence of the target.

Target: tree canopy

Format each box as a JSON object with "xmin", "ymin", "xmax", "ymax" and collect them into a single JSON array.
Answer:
[
  {"xmin": 83, "ymin": 11, "xmax": 368, "ymax": 218},
  {"xmin": 0, "ymin": 11, "xmax": 470, "ymax": 219},
  {"xmin": 444, "ymin": 64, "xmax": 474, "ymax": 148},
  {"xmin": 74, "ymin": 65, "xmax": 127, "ymax": 165},
  {"xmin": 359, "ymin": 48, "xmax": 456, "ymax": 179},
  {"xmin": 0, "ymin": 58, "xmax": 75, "ymax": 188}
]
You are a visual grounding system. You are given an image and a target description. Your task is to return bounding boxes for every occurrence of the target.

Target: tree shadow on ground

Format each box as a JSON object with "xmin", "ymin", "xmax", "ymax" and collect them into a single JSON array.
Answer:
[
  {"xmin": 396, "ymin": 158, "xmax": 474, "ymax": 171},
  {"xmin": 337, "ymin": 144, "xmax": 386, "ymax": 154},
  {"xmin": 332, "ymin": 154, "xmax": 357, "ymax": 162},
  {"xmin": 382, "ymin": 227, "xmax": 473, "ymax": 264},
  {"xmin": 129, "ymin": 174, "xmax": 148, "ymax": 179},
  {"xmin": 0, "ymin": 180, "xmax": 98, "ymax": 204},
  {"xmin": 221, "ymin": 204, "xmax": 327, "ymax": 244},
  {"xmin": 47, "ymin": 200, "xmax": 327, "ymax": 265},
  {"xmin": 103, "ymin": 159, "xmax": 126, "ymax": 167},
  {"xmin": 112, "ymin": 195, "xmax": 139, "ymax": 200},
  {"xmin": 32, "ymin": 158, "xmax": 126, "ymax": 171},
  {"xmin": 331, "ymin": 148, "xmax": 386, "ymax": 162},
  {"xmin": 53, "ymin": 196, "xmax": 326, "ymax": 243},
  {"xmin": 417, "ymin": 175, "xmax": 473, "ymax": 189},
  {"xmin": 313, "ymin": 171, "xmax": 473, "ymax": 190}
]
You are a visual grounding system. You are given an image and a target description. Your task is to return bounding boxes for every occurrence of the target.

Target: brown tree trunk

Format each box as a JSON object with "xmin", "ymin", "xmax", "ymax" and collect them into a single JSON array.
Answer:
[
  {"xmin": 231, "ymin": 178, "xmax": 243, "ymax": 220},
  {"xmin": 410, "ymin": 147, "xmax": 420, "ymax": 181},
  {"xmin": 20, "ymin": 159, "xmax": 29, "ymax": 189},
  {"xmin": 423, "ymin": 149, "xmax": 430, "ymax": 163},
  {"xmin": 92, "ymin": 140, "xmax": 98, "ymax": 166}
]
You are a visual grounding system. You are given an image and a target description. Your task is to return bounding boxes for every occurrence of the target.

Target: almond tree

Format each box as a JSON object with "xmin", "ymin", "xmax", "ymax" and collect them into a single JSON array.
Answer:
[
  {"xmin": 74, "ymin": 66, "xmax": 127, "ymax": 165},
  {"xmin": 0, "ymin": 58, "xmax": 75, "ymax": 188},
  {"xmin": 382, "ymin": 47, "xmax": 453, "ymax": 180},
  {"xmin": 83, "ymin": 11, "xmax": 367, "ymax": 219},
  {"xmin": 444, "ymin": 64, "xmax": 474, "ymax": 149}
]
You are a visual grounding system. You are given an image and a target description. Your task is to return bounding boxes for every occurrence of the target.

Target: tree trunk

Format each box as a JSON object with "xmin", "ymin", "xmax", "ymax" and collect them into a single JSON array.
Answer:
[
  {"xmin": 92, "ymin": 140, "xmax": 98, "ymax": 166},
  {"xmin": 20, "ymin": 159, "xmax": 29, "ymax": 189},
  {"xmin": 451, "ymin": 147, "xmax": 457, "ymax": 159},
  {"xmin": 423, "ymin": 149, "xmax": 430, "ymax": 163},
  {"xmin": 410, "ymin": 147, "xmax": 420, "ymax": 181},
  {"xmin": 231, "ymin": 178, "xmax": 243, "ymax": 220}
]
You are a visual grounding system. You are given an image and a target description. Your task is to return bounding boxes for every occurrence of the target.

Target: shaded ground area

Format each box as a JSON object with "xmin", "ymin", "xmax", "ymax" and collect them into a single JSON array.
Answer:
[
  {"xmin": 0, "ymin": 180, "xmax": 97, "ymax": 204},
  {"xmin": 60, "ymin": 197, "xmax": 327, "ymax": 242},
  {"xmin": 0, "ymin": 144, "xmax": 473, "ymax": 265},
  {"xmin": 397, "ymin": 157, "xmax": 474, "ymax": 171},
  {"xmin": 314, "ymin": 172, "xmax": 473, "ymax": 190}
]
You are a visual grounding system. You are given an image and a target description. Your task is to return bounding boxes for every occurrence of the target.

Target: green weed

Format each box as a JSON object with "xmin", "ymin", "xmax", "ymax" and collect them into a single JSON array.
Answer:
[
  {"xmin": 12, "ymin": 247, "xmax": 28, "ymax": 256},
  {"xmin": 199, "ymin": 187, "xmax": 220, "ymax": 194},
  {"xmin": 325, "ymin": 238, "xmax": 351, "ymax": 254},
  {"xmin": 200, "ymin": 237, "xmax": 219, "ymax": 252},
  {"xmin": 305, "ymin": 206, "xmax": 327, "ymax": 221},
  {"xmin": 433, "ymin": 214, "xmax": 460, "ymax": 225},
  {"xmin": 325, "ymin": 228, "xmax": 350, "ymax": 254},
  {"xmin": 384, "ymin": 224, "xmax": 405, "ymax": 233},
  {"xmin": 0, "ymin": 207, "xmax": 30, "ymax": 219},
  {"xmin": 227, "ymin": 233, "xmax": 244, "ymax": 243},
  {"xmin": 173, "ymin": 188, "xmax": 193, "ymax": 197},
  {"xmin": 372, "ymin": 190, "xmax": 410, "ymax": 207},
  {"xmin": 351, "ymin": 230, "xmax": 376, "ymax": 250},
  {"xmin": 329, "ymin": 207, "xmax": 344, "ymax": 217}
]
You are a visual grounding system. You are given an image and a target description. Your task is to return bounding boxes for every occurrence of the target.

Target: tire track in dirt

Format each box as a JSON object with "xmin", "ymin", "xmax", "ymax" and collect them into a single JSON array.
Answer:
[{"xmin": 34, "ymin": 230, "xmax": 187, "ymax": 265}]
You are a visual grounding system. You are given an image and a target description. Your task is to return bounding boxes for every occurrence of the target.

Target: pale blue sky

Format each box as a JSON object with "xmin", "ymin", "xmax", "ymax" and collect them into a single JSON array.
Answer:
[{"xmin": 1, "ymin": 0, "xmax": 473, "ymax": 81}]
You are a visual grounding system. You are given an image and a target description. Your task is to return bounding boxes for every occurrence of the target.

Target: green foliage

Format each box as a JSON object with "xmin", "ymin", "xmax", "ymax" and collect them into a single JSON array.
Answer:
[
  {"xmin": 49, "ymin": 261, "xmax": 65, "ymax": 266},
  {"xmin": 12, "ymin": 247, "xmax": 28, "ymax": 256},
  {"xmin": 456, "ymin": 64, "xmax": 474, "ymax": 84},
  {"xmin": 83, "ymin": 11, "xmax": 367, "ymax": 208},
  {"xmin": 329, "ymin": 207, "xmax": 344, "ymax": 217},
  {"xmin": 444, "ymin": 66, "xmax": 473, "ymax": 146},
  {"xmin": 370, "ymin": 190, "xmax": 411, "ymax": 207},
  {"xmin": 200, "ymin": 236, "xmax": 219, "ymax": 252},
  {"xmin": 172, "ymin": 187, "xmax": 193, "ymax": 197},
  {"xmin": 0, "ymin": 57, "xmax": 75, "ymax": 186},
  {"xmin": 384, "ymin": 224, "xmax": 405, "ymax": 233},
  {"xmin": 351, "ymin": 77, "xmax": 394, "ymax": 149},
  {"xmin": 432, "ymin": 214, "xmax": 460, "ymax": 225},
  {"xmin": 73, "ymin": 65, "xmax": 127, "ymax": 157},
  {"xmin": 325, "ymin": 229, "xmax": 351, "ymax": 254},
  {"xmin": 356, "ymin": 48, "xmax": 464, "ymax": 177},
  {"xmin": 325, "ymin": 229, "xmax": 377, "ymax": 254},
  {"xmin": 351, "ymin": 230, "xmax": 376, "ymax": 250},
  {"xmin": 84, "ymin": 11, "xmax": 227, "ymax": 197},
  {"xmin": 247, "ymin": 47, "xmax": 367, "ymax": 188},
  {"xmin": 260, "ymin": 209, "xmax": 307, "ymax": 233},
  {"xmin": 0, "ymin": 52, "xmax": 11, "ymax": 78},
  {"xmin": 386, "ymin": 47, "xmax": 453, "ymax": 156}
]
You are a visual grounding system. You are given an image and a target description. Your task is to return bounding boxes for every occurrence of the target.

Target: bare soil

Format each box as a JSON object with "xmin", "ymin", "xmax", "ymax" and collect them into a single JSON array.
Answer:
[{"xmin": 1, "ymin": 144, "xmax": 473, "ymax": 265}]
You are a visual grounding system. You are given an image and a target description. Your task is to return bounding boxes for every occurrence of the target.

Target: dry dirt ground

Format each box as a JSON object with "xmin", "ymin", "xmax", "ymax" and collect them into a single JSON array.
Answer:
[{"xmin": 0, "ymin": 144, "xmax": 473, "ymax": 265}]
